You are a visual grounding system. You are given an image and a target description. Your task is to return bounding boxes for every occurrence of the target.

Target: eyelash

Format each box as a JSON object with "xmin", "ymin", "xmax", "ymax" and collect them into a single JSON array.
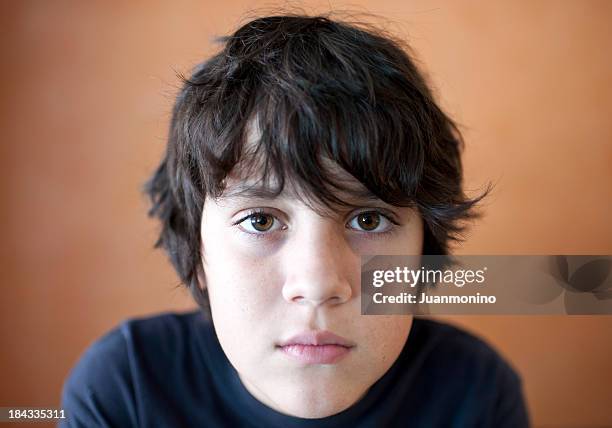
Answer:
[
  {"xmin": 232, "ymin": 209, "xmax": 285, "ymax": 240},
  {"xmin": 232, "ymin": 208, "xmax": 400, "ymax": 240}
]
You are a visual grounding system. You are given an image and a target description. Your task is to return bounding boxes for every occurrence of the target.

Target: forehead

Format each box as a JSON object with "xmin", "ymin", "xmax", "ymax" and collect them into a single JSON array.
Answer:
[
  {"xmin": 211, "ymin": 116, "xmax": 397, "ymax": 212},
  {"xmin": 218, "ymin": 161, "xmax": 379, "ymax": 205}
]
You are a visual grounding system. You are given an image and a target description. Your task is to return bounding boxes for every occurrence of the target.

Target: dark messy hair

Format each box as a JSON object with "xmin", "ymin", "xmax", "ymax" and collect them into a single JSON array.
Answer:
[{"xmin": 145, "ymin": 14, "xmax": 487, "ymax": 311}]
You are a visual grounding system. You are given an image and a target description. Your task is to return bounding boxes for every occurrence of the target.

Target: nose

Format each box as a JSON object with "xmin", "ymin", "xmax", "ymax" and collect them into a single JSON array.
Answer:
[{"xmin": 281, "ymin": 220, "xmax": 355, "ymax": 307}]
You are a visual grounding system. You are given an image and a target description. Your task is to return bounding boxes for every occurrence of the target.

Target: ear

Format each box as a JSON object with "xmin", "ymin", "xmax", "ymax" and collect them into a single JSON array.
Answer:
[
  {"xmin": 189, "ymin": 262, "xmax": 209, "ymax": 310},
  {"xmin": 195, "ymin": 262, "xmax": 207, "ymax": 291}
]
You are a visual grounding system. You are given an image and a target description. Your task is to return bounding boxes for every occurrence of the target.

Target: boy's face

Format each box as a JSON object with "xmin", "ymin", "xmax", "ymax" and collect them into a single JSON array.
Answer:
[{"xmin": 200, "ymin": 165, "xmax": 423, "ymax": 419}]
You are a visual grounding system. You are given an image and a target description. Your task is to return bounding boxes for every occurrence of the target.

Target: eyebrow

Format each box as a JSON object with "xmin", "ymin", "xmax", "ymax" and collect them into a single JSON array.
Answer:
[
  {"xmin": 217, "ymin": 182, "xmax": 391, "ymax": 207},
  {"xmin": 218, "ymin": 183, "xmax": 286, "ymax": 201}
]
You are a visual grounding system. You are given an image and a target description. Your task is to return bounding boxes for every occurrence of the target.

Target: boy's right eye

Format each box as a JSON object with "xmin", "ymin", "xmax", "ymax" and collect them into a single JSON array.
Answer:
[
  {"xmin": 249, "ymin": 213, "xmax": 274, "ymax": 232},
  {"xmin": 236, "ymin": 212, "xmax": 284, "ymax": 234}
]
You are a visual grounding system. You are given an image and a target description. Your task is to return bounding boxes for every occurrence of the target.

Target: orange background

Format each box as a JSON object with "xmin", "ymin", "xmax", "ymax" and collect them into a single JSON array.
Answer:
[{"xmin": 1, "ymin": 2, "xmax": 611, "ymax": 427}]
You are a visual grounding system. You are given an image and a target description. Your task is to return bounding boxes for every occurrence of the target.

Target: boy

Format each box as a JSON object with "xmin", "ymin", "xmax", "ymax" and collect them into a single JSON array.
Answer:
[{"xmin": 61, "ymin": 14, "xmax": 529, "ymax": 427}]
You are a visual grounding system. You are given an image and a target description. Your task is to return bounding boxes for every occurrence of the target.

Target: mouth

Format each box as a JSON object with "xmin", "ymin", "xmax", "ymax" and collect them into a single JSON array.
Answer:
[{"xmin": 276, "ymin": 330, "xmax": 355, "ymax": 364}]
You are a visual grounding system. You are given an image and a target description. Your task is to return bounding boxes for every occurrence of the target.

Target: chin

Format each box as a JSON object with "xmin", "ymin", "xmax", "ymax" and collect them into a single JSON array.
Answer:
[
  {"xmin": 274, "ymin": 386, "xmax": 363, "ymax": 419},
  {"xmin": 281, "ymin": 400, "xmax": 353, "ymax": 419}
]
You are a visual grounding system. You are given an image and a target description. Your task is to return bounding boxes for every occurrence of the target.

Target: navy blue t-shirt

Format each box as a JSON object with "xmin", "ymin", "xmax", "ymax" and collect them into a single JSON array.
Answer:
[{"xmin": 60, "ymin": 311, "xmax": 529, "ymax": 427}]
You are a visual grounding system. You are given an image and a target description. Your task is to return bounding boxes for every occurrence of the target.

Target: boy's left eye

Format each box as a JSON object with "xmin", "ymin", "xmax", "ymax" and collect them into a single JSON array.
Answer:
[{"xmin": 347, "ymin": 211, "xmax": 392, "ymax": 233}]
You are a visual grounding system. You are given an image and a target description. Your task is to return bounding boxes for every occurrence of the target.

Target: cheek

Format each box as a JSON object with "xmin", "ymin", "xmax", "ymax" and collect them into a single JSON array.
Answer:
[
  {"xmin": 202, "ymin": 219, "xmax": 285, "ymax": 307},
  {"xmin": 359, "ymin": 316, "xmax": 413, "ymax": 369},
  {"xmin": 201, "ymin": 236, "xmax": 283, "ymax": 357},
  {"xmin": 205, "ymin": 250, "xmax": 280, "ymax": 316}
]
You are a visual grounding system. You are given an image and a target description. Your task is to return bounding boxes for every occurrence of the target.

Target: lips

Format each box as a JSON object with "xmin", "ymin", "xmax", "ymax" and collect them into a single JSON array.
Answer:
[{"xmin": 277, "ymin": 331, "xmax": 355, "ymax": 364}]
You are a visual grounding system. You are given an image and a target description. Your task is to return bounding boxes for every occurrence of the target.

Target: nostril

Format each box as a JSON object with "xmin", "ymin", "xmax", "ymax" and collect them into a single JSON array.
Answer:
[{"xmin": 292, "ymin": 296, "xmax": 305, "ymax": 303}]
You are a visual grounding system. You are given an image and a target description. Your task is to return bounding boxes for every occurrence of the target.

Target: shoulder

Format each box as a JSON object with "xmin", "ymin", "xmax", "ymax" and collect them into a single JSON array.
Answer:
[
  {"xmin": 61, "ymin": 317, "xmax": 135, "ymax": 427},
  {"xmin": 119, "ymin": 310, "xmax": 208, "ymax": 356},
  {"xmin": 66, "ymin": 310, "xmax": 207, "ymax": 376},
  {"xmin": 406, "ymin": 318, "xmax": 529, "ymax": 427},
  {"xmin": 411, "ymin": 317, "xmax": 519, "ymax": 376},
  {"xmin": 61, "ymin": 310, "xmax": 208, "ymax": 427}
]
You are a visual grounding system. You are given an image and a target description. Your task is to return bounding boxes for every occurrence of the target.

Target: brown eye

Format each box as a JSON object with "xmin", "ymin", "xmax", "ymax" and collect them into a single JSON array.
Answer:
[
  {"xmin": 356, "ymin": 212, "xmax": 381, "ymax": 231},
  {"xmin": 250, "ymin": 213, "xmax": 274, "ymax": 232}
]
